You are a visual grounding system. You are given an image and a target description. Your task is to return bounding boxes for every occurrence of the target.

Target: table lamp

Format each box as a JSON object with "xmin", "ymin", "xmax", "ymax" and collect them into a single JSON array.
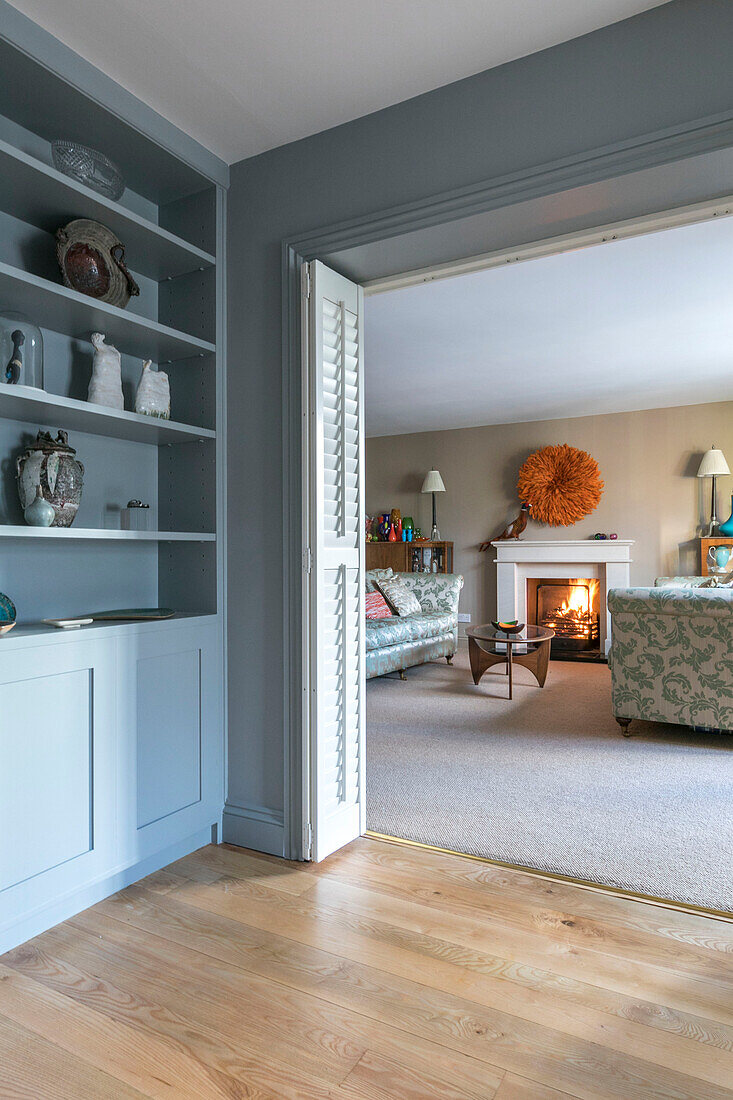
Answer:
[
  {"xmin": 421, "ymin": 468, "xmax": 446, "ymax": 540},
  {"xmin": 697, "ymin": 446, "xmax": 730, "ymax": 535}
]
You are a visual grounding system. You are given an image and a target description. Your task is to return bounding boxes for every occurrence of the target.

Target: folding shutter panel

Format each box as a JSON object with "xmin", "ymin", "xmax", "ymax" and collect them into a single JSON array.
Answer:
[{"xmin": 306, "ymin": 261, "xmax": 365, "ymax": 861}]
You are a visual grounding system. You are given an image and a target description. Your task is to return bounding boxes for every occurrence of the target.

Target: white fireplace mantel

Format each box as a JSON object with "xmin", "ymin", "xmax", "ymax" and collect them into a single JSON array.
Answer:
[{"xmin": 492, "ymin": 539, "xmax": 634, "ymax": 656}]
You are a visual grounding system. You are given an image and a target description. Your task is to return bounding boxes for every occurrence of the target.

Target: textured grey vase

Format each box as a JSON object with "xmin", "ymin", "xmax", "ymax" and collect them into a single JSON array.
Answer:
[{"xmin": 16, "ymin": 430, "xmax": 85, "ymax": 528}]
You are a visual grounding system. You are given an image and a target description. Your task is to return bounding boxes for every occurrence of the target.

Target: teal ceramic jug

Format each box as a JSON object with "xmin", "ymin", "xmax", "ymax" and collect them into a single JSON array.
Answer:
[{"xmin": 719, "ymin": 495, "xmax": 733, "ymax": 536}]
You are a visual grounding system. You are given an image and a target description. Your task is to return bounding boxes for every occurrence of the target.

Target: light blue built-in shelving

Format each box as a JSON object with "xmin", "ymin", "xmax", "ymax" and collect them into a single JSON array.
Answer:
[{"xmin": 0, "ymin": 1, "xmax": 227, "ymax": 955}]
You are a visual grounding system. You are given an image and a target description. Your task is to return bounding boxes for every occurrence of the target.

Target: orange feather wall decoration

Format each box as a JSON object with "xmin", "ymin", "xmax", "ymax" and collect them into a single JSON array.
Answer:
[{"xmin": 517, "ymin": 444, "xmax": 604, "ymax": 527}]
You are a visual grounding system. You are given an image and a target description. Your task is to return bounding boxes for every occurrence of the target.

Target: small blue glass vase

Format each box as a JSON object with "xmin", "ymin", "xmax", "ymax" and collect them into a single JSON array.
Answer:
[{"xmin": 719, "ymin": 494, "xmax": 733, "ymax": 536}]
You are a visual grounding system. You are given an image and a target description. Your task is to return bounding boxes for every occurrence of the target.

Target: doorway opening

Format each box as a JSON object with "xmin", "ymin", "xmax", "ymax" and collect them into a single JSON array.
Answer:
[
  {"xmin": 297, "ymin": 184, "xmax": 730, "ymax": 915},
  {"xmin": 344, "ymin": 205, "xmax": 733, "ymax": 913}
]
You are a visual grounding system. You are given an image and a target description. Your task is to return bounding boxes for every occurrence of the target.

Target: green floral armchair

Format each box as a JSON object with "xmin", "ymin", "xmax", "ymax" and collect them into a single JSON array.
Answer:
[{"xmin": 608, "ymin": 585, "xmax": 733, "ymax": 735}]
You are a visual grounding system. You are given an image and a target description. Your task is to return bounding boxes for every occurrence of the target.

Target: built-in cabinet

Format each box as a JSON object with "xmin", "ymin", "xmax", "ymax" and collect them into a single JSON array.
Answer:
[
  {"xmin": 0, "ymin": 14, "xmax": 226, "ymax": 952},
  {"xmin": 0, "ymin": 616, "xmax": 222, "ymax": 952}
]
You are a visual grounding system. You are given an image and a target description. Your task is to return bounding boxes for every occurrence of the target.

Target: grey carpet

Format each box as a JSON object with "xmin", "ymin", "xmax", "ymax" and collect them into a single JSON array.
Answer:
[{"xmin": 366, "ymin": 650, "xmax": 733, "ymax": 911}]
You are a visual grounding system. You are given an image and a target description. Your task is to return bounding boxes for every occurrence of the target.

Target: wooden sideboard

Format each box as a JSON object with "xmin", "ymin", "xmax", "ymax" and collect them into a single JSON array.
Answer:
[
  {"xmin": 700, "ymin": 536, "xmax": 733, "ymax": 576},
  {"xmin": 366, "ymin": 540, "xmax": 454, "ymax": 574}
]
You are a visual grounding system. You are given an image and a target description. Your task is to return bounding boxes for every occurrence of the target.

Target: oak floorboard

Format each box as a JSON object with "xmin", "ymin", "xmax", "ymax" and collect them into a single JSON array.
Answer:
[
  {"xmin": 303, "ymin": 848, "xmax": 733, "ymax": 981},
  {"xmin": 175, "ymin": 844, "xmax": 317, "ymax": 896},
  {"xmin": 330, "ymin": 1048, "xmax": 503, "ymax": 1100},
  {"xmin": 2, "ymin": 925, "xmax": 364, "ymax": 1093},
  {"xmin": 319, "ymin": 838, "xmax": 733, "ymax": 943},
  {"xmin": 1, "ymin": 837, "xmax": 732, "ymax": 1100},
  {"xmin": 0, "ymin": 1012, "xmax": 148, "ymax": 1100},
  {"xmin": 67, "ymin": 891, "xmax": 733, "ymax": 1098},
  {"xmin": 169, "ymin": 855, "xmax": 733, "ymax": 1028},
  {"xmin": 494, "ymin": 1073, "xmax": 582, "ymax": 1100},
  {"xmin": 0, "ymin": 962, "xmax": 256, "ymax": 1100},
  {"xmin": 98, "ymin": 875, "xmax": 733, "ymax": 1088}
]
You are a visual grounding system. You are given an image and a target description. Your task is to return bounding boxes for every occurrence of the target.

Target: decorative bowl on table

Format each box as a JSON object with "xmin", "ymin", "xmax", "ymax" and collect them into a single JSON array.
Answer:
[
  {"xmin": 52, "ymin": 141, "xmax": 125, "ymax": 201},
  {"xmin": 0, "ymin": 591, "xmax": 17, "ymax": 635},
  {"xmin": 491, "ymin": 620, "xmax": 525, "ymax": 634}
]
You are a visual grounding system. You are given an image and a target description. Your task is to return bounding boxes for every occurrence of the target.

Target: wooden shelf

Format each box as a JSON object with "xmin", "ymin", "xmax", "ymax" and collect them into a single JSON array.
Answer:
[
  {"xmin": 0, "ymin": 384, "xmax": 215, "ymax": 445},
  {"xmin": 0, "ymin": 138, "xmax": 216, "ymax": 281},
  {"xmin": 0, "ymin": 526, "xmax": 215, "ymax": 541},
  {"xmin": 0, "ymin": 261, "xmax": 215, "ymax": 363}
]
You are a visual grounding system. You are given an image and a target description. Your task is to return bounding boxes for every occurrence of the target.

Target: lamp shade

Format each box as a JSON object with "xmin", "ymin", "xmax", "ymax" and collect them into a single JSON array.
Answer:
[
  {"xmin": 421, "ymin": 468, "xmax": 446, "ymax": 494},
  {"xmin": 697, "ymin": 448, "xmax": 731, "ymax": 478}
]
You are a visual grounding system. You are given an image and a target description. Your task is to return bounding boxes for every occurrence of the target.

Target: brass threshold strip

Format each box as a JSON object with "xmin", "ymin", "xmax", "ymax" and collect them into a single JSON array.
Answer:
[{"xmin": 365, "ymin": 830, "xmax": 733, "ymax": 924}]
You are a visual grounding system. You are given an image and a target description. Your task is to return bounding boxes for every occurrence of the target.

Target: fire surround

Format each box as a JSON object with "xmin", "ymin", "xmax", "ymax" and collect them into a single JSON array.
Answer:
[{"xmin": 492, "ymin": 539, "xmax": 634, "ymax": 657}]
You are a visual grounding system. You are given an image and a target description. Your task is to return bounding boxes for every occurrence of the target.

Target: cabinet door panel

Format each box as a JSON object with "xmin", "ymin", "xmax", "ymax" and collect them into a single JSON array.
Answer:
[
  {"xmin": 117, "ymin": 621, "xmax": 222, "ymax": 861},
  {"xmin": 136, "ymin": 648, "xmax": 202, "ymax": 828},
  {"xmin": 0, "ymin": 638, "xmax": 116, "ymax": 940},
  {"xmin": 1, "ymin": 668, "xmax": 92, "ymax": 890}
]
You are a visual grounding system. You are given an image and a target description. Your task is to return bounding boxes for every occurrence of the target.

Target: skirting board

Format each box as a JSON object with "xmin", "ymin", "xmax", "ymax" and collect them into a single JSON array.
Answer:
[
  {"xmin": 0, "ymin": 824, "xmax": 215, "ymax": 955},
  {"xmin": 223, "ymin": 801, "xmax": 285, "ymax": 857}
]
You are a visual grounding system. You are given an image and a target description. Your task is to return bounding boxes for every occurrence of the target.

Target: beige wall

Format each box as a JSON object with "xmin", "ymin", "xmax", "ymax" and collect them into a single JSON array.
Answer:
[{"xmin": 366, "ymin": 402, "xmax": 733, "ymax": 634}]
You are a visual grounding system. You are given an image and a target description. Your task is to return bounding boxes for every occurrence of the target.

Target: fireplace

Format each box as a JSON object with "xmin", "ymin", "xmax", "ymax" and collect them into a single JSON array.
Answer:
[
  {"xmin": 493, "ymin": 539, "xmax": 633, "ymax": 658},
  {"xmin": 527, "ymin": 577, "xmax": 601, "ymax": 659}
]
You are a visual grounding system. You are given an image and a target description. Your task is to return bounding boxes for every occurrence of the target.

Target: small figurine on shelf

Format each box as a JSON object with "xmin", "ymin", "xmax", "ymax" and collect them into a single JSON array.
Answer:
[
  {"xmin": 121, "ymin": 500, "xmax": 150, "ymax": 531},
  {"xmin": 1, "ymin": 311, "xmax": 44, "ymax": 389},
  {"xmin": 88, "ymin": 332, "xmax": 123, "ymax": 410},
  {"xmin": 135, "ymin": 359, "xmax": 170, "ymax": 419}
]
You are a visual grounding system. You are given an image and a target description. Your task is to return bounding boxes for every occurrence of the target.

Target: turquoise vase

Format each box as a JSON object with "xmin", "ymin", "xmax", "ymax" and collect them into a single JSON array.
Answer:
[{"xmin": 720, "ymin": 495, "xmax": 733, "ymax": 536}]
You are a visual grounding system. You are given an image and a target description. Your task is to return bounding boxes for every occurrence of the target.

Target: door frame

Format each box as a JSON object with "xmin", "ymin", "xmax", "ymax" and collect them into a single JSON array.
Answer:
[{"xmin": 281, "ymin": 109, "xmax": 733, "ymax": 860}]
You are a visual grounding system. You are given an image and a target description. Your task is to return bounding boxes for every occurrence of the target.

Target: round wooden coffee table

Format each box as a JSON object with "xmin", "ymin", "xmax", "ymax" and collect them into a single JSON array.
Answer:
[{"xmin": 466, "ymin": 624, "xmax": 554, "ymax": 699}]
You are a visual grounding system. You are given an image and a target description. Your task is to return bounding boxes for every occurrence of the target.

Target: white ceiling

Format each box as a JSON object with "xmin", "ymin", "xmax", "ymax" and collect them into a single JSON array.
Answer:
[
  {"xmin": 7, "ymin": 0, "xmax": 667, "ymax": 164},
  {"xmin": 364, "ymin": 216, "xmax": 733, "ymax": 437}
]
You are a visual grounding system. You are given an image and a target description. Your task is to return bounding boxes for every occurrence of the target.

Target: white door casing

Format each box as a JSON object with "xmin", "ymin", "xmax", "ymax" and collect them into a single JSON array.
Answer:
[{"xmin": 303, "ymin": 260, "xmax": 365, "ymax": 861}]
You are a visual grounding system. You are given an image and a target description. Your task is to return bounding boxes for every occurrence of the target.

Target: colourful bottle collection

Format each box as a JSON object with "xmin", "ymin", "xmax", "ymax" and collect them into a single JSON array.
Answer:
[{"xmin": 378, "ymin": 513, "xmax": 414, "ymax": 542}]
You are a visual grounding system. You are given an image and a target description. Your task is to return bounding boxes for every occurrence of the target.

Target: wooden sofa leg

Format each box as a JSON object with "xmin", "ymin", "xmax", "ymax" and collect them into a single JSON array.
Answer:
[
  {"xmin": 399, "ymin": 669, "xmax": 407, "ymax": 681},
  {"xmin": 616, "ymin": 716, "xmax": 633, "ymax": 737},
  {"xmin": 446, "ymin": 655, "xmax": 453, "ymax": 665}
]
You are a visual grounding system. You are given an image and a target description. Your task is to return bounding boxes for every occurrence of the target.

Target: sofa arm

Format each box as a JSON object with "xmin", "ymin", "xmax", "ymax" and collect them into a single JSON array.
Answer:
[
  {"xmin": 655, "ymin": 576, "xmax": 706, "ymax": 589},
  {"xmin": 396, "ymin": 572, "xmax": 464, "ymax": 614},
  {"xmin": 609, "ymin": 586, "xmax": 733, "ymax": 619}
]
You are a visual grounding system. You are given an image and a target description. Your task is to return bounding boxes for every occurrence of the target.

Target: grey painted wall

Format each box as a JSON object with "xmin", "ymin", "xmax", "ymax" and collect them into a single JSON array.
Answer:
[{"xmin": 225, "ymin": 0, "xmax": 733, "ymax": 849}]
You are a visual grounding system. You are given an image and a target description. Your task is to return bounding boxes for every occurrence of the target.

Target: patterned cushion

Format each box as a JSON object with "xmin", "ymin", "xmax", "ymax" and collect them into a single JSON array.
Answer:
[
  {"xmin": 699, "ymin": 569, "xmax": 733, "ymax": 588},
  {"xmin": 376, "ymin": 575, "xmax": 422, "ymax": 617},
  {"xmin": 365, "ymin": 567, "xmax": 393, "ymax": 593},
  {"xmin": 365, "ymin": 591, "xmax": 392, "ymax": 619}
]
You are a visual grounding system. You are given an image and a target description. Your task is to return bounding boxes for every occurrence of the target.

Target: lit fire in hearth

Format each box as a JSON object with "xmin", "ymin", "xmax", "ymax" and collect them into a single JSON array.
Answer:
[{"xmin": 544, "ymin": 578, "xmax": 600, "ymax": 639}]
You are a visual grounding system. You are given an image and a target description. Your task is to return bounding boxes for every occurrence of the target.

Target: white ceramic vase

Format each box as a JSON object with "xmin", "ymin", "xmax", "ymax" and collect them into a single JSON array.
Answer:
[
  {"xmin": 88, "ymin": 332, "xmax": 124, "ymax": 409},
  {"xmin": 135, "ymin": 359, "xmax": 170, "ymax": 419}
]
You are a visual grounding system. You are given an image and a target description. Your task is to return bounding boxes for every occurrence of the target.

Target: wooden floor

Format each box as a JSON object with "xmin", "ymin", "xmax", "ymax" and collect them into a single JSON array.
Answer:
[{"xmin": 1, "ymin": 839, "xmax": 733, "ymax": 1099}]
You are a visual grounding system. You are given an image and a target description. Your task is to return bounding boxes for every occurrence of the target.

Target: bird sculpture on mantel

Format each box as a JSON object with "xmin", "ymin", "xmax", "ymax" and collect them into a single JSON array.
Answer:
[{"xmin": 479, "ymin": 502, "xmax": 531, "ymax": 551}]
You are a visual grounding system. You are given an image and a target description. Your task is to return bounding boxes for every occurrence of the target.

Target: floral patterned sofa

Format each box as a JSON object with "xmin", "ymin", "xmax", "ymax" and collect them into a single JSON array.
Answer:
[
  {"xmin": 365, "ymin": 570, "xmax": 464, "ymax": 680},
  {"xmin": 608, "ymin": 579, "xmax": 733, "ymax": 735}
]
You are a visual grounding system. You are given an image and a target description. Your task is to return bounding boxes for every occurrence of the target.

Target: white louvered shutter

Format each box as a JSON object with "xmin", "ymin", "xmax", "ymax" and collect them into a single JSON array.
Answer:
[{"xmin": 306, "ymin": 261, "xmax": 365, "ymax": 861}]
